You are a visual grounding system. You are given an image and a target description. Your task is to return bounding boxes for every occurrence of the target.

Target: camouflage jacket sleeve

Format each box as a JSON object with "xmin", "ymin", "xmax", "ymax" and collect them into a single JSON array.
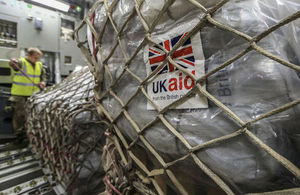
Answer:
[{"xmin": 40, "ymin": 66, "xmax": 47, "ymax": 83}]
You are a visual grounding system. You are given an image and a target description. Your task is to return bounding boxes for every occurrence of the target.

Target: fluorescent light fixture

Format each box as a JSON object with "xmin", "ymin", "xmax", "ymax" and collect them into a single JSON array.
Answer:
[{"xmin": 30, "ymin": 0, "xmax": 70, "ymax": 12}]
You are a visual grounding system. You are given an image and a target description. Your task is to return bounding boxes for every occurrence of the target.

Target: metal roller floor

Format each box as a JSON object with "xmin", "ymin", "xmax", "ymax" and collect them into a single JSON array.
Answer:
[{"xmin": 0, "ymin": 143, "xmax": 65, "ymax": 195}]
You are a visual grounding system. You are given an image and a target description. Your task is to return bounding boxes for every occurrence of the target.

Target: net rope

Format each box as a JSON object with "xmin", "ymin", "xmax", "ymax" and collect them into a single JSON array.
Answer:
[
  {"xmin": 75, "ymin": 0, "xmax": 300, "ymax": 194},
  {"xmin": 26, "ymin": 67, "xmax": 106, "ymax": 194}
]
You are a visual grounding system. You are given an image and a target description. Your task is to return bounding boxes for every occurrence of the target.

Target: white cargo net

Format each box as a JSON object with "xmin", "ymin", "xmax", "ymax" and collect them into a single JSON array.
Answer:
[{"xmin": 75, "ymin": 0, "xmax": 300, "ymax": 194}]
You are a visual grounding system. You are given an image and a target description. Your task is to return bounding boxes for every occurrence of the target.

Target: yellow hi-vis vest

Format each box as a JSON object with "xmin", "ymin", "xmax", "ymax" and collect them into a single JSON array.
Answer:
[{"xmin": 11, "ymin": 58, "xmax": 43, "ymax": 96}]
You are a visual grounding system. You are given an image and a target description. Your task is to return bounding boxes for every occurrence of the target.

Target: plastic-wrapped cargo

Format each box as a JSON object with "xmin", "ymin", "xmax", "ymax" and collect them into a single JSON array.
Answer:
[
  {"xmin": 26, "ymin": 66, "xmax": 106, "ymax": 195},
  {"xmin": 76, "ymin": 0, "xmax": 300, "ymax": 194}
]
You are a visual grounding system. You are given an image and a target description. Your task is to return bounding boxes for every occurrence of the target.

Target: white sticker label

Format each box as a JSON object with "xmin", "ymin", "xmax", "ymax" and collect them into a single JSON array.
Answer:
[{"xmin": 144, "ymin": 30, "xmax": 208, "ymax": 110}]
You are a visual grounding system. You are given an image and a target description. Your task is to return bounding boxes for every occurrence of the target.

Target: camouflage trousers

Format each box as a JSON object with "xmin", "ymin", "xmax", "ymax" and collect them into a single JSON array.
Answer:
[{"xmin": 8, "ymin": 96, "xmax": 28, "ymax": 136}]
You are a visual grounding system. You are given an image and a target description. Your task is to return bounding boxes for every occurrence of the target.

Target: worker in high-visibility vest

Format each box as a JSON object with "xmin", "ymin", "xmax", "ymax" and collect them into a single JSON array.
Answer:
[{"xmin": 8, "ymin": 47, "xmax": 46, "ymax": 141}]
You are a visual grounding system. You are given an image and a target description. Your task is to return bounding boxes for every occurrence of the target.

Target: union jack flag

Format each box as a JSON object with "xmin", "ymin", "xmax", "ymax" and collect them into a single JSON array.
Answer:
[{"xmin": 148, "ymin": 32, "xmax": 195, "ymax": 75}]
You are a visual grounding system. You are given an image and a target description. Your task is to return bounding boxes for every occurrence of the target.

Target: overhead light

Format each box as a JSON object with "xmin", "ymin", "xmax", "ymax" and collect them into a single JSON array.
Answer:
[{"xmin": 30, "ymin": 0, "xmax": 70, "ymax": 12}]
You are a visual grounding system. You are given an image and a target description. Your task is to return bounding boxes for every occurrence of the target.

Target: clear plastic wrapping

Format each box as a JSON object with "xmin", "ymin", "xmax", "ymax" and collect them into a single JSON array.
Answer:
[
  {"xmin": 86, "ymin": 0, "xmax": 300, "ymax": 193},
  {"xmin": 26, "ymin": 67, "xmax": 105, "ymax": 194}
]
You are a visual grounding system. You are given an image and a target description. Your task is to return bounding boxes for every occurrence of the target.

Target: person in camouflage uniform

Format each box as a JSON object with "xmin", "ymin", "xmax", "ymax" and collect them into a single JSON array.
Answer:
[{"xmin": 9, "ymin": 47, "xmax": 47, "ymax": 140}]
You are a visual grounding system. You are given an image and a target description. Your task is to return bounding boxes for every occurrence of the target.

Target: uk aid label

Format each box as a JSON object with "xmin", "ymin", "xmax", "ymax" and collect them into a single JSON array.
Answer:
[{"xmin": 144, "ymin": 29, "xmax": 208, "ymax": 110}]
